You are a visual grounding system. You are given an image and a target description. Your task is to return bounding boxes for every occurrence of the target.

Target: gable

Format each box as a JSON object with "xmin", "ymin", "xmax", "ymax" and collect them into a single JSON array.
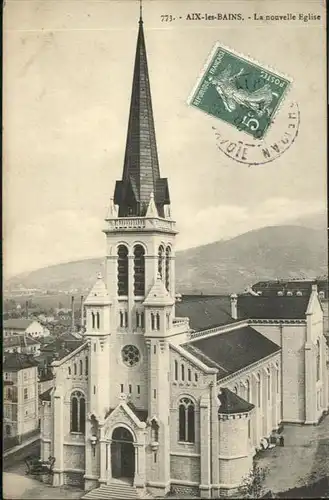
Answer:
[{"xmin": 103, "ymin": 401, "xmax": 146, "ymax": 439}]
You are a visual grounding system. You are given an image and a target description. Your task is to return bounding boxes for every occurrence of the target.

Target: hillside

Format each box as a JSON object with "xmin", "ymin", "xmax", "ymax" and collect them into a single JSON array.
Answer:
[{"xmin": 6, "ymin": 225, "xmax": 328, "ymax": 295}]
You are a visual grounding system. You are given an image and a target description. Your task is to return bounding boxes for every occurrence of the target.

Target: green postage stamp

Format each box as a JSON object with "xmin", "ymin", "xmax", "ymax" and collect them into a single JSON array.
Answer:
[{"xmin": 188, "ymin": 43, "xmax": 292, "ymax": 139}]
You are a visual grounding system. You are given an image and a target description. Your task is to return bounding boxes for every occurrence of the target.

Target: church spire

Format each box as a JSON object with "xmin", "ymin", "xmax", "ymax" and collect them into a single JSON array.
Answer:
[{"xmin": 113, "ymin": 7, "xmax": 170, "ymax": 218}]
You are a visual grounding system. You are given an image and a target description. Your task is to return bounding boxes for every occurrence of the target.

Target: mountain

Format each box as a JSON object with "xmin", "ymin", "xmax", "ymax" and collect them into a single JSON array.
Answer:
[{"xmin": 5, "ymin": 225, "xmax": 327, "ymax": 295}]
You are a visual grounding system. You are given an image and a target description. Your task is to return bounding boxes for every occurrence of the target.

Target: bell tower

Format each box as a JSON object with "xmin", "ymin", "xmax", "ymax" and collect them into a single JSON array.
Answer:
[{"xmin": 103, "ymin": 13, "xmax": 177, "ymax": 334}]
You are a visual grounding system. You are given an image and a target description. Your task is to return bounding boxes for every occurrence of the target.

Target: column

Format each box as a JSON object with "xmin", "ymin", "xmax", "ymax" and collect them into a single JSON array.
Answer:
[
  {"xmin": 210, "ymin": 381, "xmax": 219, "ymax": 489},
  {"xmin": 305, "ymin": 343, "xmax": 316, "ymax": 423},
  {"xmin": 99, "ymin": 440, "xmax": 107, "ymax": 483},
  {"xmin": 200, "ymin": 395, "xmax": 211, "ymax": 498},
  {"xmin": 107, "ymin": 440, "xmax": 112, "ymax": 484},
  {"xmin": 133, "ymin": 442, "xmax": 145, "ymax": 489}
]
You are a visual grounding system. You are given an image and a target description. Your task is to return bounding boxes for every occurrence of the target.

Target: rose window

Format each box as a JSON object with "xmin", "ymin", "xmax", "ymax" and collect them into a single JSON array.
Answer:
[{"xmin": 122, "ymin": 345, "xmax": 140, "ymax": 367}]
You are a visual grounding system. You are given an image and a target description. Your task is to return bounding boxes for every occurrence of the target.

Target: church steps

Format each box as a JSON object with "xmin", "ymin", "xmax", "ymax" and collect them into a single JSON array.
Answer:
[{"xmin": 81, "ymin": 482, "xmax": 153, "ymax": 499}]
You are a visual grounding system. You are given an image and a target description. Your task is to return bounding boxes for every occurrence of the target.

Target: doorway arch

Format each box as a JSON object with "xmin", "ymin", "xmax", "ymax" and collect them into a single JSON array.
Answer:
[{"xmin": 111, "ymin": 427, "xmax": 135, "ymax": 481}]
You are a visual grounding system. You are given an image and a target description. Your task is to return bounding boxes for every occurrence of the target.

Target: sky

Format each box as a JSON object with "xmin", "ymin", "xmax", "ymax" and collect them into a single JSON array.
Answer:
[{"xmin": 3, "ymin": 0, "xmax": 326, "ymax": 277}]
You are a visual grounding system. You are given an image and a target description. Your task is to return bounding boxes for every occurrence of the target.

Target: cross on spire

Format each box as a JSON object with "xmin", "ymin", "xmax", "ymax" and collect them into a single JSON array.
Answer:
[{"xmin": 139, "ymin": 0, "xmax": 143, "ymax": 23}]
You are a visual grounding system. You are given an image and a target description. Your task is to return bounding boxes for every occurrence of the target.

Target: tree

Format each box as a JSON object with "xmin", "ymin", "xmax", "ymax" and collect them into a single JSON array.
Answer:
[{"xmin": 237, "ymin": 462, "xmax": 269, "ymax": 499}]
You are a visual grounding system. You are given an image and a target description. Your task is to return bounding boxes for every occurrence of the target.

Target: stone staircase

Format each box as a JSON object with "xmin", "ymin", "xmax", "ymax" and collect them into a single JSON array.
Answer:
[{"xmin": 81, "ymin": 480, "xmax": 154, "ymax": 499}]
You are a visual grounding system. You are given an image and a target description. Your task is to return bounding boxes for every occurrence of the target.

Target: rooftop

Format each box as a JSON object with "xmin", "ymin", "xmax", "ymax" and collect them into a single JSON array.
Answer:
[
  {"xmin": 3, "ymin": 352, "xmax": 39, "ymax": 371},
  {"xmin": 39, "ymin": 388, "xmax": 52, "ymax": 401},
  {"xmin": 175, "ymin": 295, "xmax": 234, "ymax": 331},
  {"xmin": 218, "ymin": 387, "xmax": 254, "ymax": 414},
  {"xmin": 237, "ymin": 294, "xmax": 310, "ymax": 320},
  {"xmin": 4, "ymin": 335, "xmax": 40, "ymax": 348},
  {"xmin": 183, "ymin": 325, "xmax": 280, "ymax": 379},
  {"xmin": 252, "ymin": 278, "xmax": 328, "ymax": 297},
  {"xmin": 3, "ymin": 318, "xmax": 37, "ymax": 330}
]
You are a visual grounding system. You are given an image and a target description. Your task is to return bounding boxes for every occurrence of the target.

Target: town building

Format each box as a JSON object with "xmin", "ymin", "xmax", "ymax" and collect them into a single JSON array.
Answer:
[
  {"xmin": 39, "ymin": 11, "xmax": 329, "ymax": 499},
  {"xmin": 3, "ymin": 353, "xmax": 39, "ymax": 443},
  {"xmin": 3, "ymin": 318, "xmax": 50, "ymax": 338},
  {"xmin": 3, "ymin": 335, "xmax": 41, "ymax": 357},
  {"xmin": 251, "ymin": 278, "xmax": 329, "ymax": 338}
]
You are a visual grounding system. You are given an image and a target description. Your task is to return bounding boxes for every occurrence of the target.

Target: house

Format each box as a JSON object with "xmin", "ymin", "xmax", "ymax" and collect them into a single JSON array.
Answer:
[
  {"xmin": 3, "ymin": 335, "xmax": 41, "ymax": 357},
  {"xmin": 3, "ymin": 318, "xmax": 50, "ymax": 339},
  {"xmin": 3, "ymin": 353, "xmax": 39, "ymax": 443}
]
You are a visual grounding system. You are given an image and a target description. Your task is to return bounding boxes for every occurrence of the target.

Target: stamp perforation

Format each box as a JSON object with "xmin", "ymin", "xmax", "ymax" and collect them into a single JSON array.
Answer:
[{"xmin": 187, "ymin": 41, "xmax": 294, "ymax": 140}]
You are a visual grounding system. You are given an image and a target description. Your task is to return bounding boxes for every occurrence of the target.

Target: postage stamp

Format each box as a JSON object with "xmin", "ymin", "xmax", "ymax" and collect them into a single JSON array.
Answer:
[{"xmin": 188, "ymin": 43, "xmax": 293, "ymax": 139}]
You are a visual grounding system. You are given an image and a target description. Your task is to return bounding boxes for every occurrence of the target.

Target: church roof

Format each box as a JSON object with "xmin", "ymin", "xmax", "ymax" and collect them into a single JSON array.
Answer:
[
  {"xmin": 175, "ymin": 295, "xmax": 234, "ymax": 331},
  {"xmin": 113, "ymin": 16, "xmax": 170, "ymax": 218},
  {"xmin": 143, "ymin": 274, "xmax": 175, "ymax": 306},
  {"xmin": 84, "ymin": 273, "xmax": 111, "ymax": 306},
  {"xmin": 218, "ymin": 387, "xmax": 254, "ymax": 414},
  {"xmin": 183, "ymin": 325, "xmax": 280, "ymax": 380},
  {"xmin": 237, "ymin": 294, "xmax": 310, "ymax": 320}
]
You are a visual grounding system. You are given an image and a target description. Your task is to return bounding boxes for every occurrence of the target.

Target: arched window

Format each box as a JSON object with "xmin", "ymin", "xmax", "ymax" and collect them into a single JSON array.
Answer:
[
  {"xmin": 181, "ymin": 364, "xmax": 185, "ymax": 381},
  {"xmin": 233, "ymin": 385, "xmax": 238, "ymax": 394},
  {"xmin": 174, "ymin": 360, "xmax": 178, "ymax": 380},
  {"xmin": 151, "ymin": 418, "xmax": 159, "ymax": 442},
  {"xmin": 68, "ymin": 366, "xmax": 71, "ymax": 376},
  {"xmin": 246, "ymin": 379, "xmax": 251, "ymax": 402},
  {"xmin": 79, "ymin": 360, "xmax": 83, "ymax": 376},
  {"xmin": 165, "ymin": 246, "xmax": 171, "ymax": 291},
  {"xmin": 158, "ymin": 245, "xmax": 165, "ymax": 278},
  {"xmin": 91, "ymin": 312, "xmax": 95, "ymax": 329},
  {"xmin": 134, "ymin": 245, "xmax": 145, "ymax": 296},
  {"xmin": 74, "ymin": 363, "xmax": 77, "ymax": 376},
  {"xmin": 70, "ymin": 391, "xmax": 85, "ymax": 433},
  {"xmin": 124, "ymin": 311, "xmax": 128, "ymax": 327},
  {"xmin": 85, "ymin": 356, "xmax": 88, "ymax": 376},
  {"xmin": 117, "ymin": 245, "xmax": 128, "ymax": 296},
  {"xmin": 188, "ymin": 368, "xmax": 191, "ymax": 382},
  {"xmin": 166, "ymin": 313, "xmax": 170, "ymax": 329},
  {"xmin": 141, "ymin": 312, "xmax": 145, "ymax": 329},
  {"xmin": 156, "ymin": 313, "xmax": 160, "ymax": 330},
  {"xmin": 151, "ymin": 313, "xmax": 155, "ymax": 330},
  {"xmin": 96, "ymin": 312, "xmax": 100, "ymax": 329},
  {"xmin": 179, "ymin": 397, "xmax": 195, "ymax": 443},
  {"xmin": 316, "ymin": 340, "xmax": 321, "ymax": 381},
  {"xmin": 120, "ymin": 311, "xmax": 124, "ymax": 328},
  {"xmin": 136, "ymin": 312, "xmax": 140, "ymax": 328}
]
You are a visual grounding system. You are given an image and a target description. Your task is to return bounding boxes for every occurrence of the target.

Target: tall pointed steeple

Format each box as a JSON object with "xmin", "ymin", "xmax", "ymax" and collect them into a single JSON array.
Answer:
[{"xmin": 113, "ymin": 8, "xmax": 170, "ymax": 218}]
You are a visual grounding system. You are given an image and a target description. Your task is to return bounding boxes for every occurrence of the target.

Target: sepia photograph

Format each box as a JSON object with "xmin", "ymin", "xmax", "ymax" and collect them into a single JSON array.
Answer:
[{"xmin": 3, "ymin": 0, "xmax": 328, "ymax": 498}]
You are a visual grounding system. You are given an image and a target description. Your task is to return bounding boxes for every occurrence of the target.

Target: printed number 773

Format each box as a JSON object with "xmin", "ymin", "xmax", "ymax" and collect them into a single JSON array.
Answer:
[{"xmin": 161, "ymin": 15, "xmax": 174, "ymax": 22}]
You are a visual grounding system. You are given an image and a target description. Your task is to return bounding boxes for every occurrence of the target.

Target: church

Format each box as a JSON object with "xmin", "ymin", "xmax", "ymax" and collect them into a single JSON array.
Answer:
[{"xmin": 40, "ymin": 10, "xmax": 328, "ymax": 499}]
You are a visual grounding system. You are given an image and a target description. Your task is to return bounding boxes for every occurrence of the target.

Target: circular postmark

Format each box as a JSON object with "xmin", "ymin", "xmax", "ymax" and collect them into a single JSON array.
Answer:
[{"xmin": 212, "ymin": 100, "xmax": 300, "ymax": 166}]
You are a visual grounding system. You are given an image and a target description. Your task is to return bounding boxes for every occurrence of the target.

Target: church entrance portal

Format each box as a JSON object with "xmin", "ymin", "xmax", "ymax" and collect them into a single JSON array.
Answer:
[{"xmin": 111, "ymin": 427, "xmax": 135, "ymax": 481}]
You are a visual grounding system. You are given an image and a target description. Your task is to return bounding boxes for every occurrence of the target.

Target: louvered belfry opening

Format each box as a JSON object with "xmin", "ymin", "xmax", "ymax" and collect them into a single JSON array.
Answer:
[{"xmin": 114, "ymin": 18, "xmax": 170, "ymax": 218}]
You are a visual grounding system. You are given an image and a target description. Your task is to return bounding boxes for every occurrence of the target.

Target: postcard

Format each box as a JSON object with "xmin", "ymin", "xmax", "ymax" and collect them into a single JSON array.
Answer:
[{"xmin": 3, "ymin": 1, "xmax": 328, "ymax": 499}]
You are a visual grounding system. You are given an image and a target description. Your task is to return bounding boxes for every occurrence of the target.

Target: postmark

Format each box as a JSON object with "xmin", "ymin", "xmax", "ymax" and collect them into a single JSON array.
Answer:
[
  {"xmin": 213, "ymin": 100, "xmax": 300, "ymax": 166},
  {"xmin": 188, "ymin": 43, "xmax": 292, "ymax": 139}
]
